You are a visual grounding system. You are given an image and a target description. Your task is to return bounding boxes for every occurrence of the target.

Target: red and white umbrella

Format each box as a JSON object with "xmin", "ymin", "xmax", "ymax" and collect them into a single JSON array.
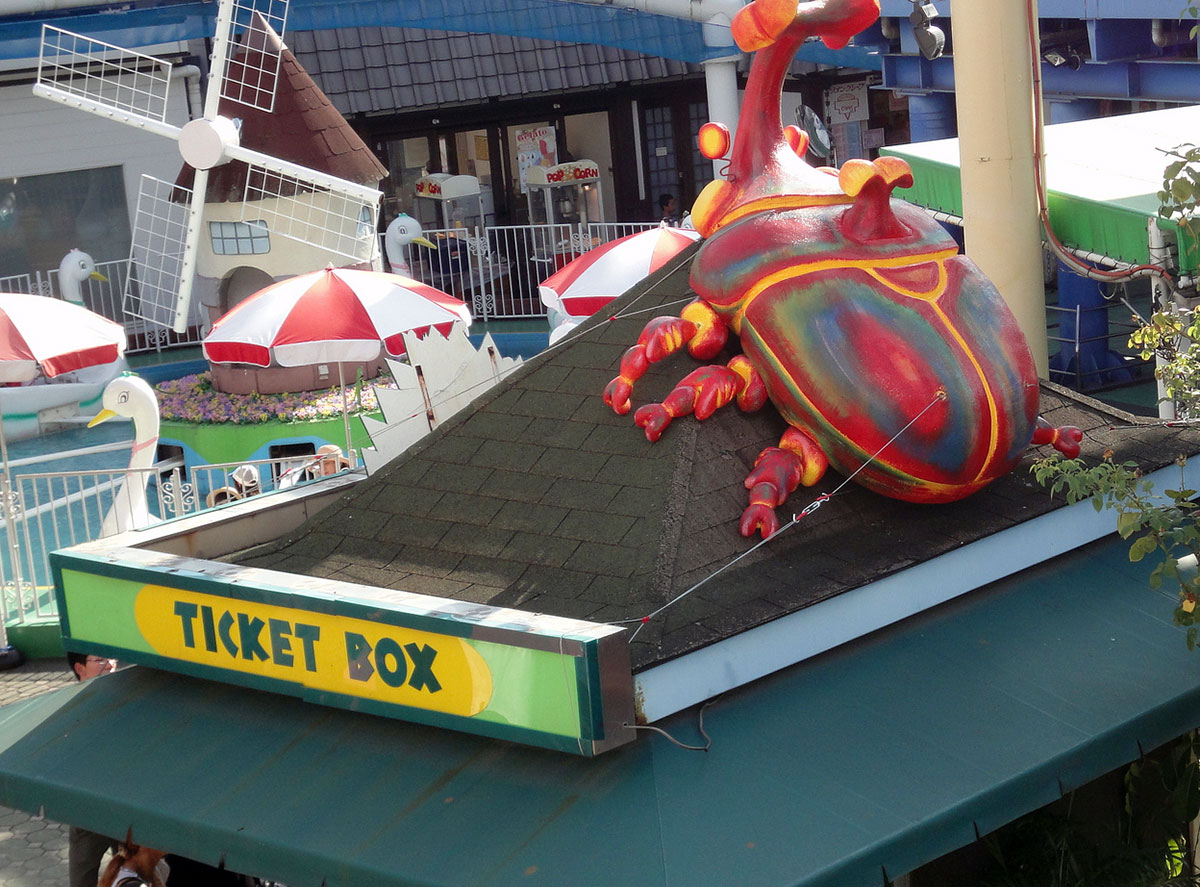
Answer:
[
  {"xmin": 539, "ymin": 226, "xmax": 702, "ymax": 324},
  {"xmin": 203, "ymin": 267, "xmax": 472, "ymax": 367},
  {"xmin": 0, "ymin": 293, "xmax": 126, "ymax": 383}
]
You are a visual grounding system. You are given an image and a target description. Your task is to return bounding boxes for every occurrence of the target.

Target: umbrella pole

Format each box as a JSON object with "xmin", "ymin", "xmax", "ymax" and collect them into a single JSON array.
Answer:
[{"xmin": 339, "ymin": 362, "xmax": 353, "ymax": 465}]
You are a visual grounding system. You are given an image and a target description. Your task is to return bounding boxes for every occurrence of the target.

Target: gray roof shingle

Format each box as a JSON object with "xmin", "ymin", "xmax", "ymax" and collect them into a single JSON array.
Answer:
[
  {"xmin": 234, "ymin": 246, "xmax": 1200, "ymax": 674},
  {"xmin": 289, "ymin": 25, "xmax": 699, "ymax": 116}
]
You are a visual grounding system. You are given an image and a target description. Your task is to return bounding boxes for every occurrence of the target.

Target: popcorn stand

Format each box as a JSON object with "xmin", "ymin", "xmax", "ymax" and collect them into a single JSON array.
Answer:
[
  {"xmin": 526, "ymin": 160, "xmax": 604, "ymax": 226},
  {"xmin": 413, "ymin": 173, "xmax": 486, "ymax": 230},
  {"xmin": 411, "ymin": 173, "xmax": 489, "ymax": 291}
]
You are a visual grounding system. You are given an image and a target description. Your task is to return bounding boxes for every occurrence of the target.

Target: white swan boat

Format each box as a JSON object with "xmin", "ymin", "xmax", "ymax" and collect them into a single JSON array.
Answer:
[{"xmin": 0, "ymin": 251, "xmax": 127, "ymax": 442}]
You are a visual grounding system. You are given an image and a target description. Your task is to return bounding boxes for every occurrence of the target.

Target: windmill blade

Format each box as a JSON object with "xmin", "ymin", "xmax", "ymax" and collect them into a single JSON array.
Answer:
[
  {"xmin": 222, "ymin": 148, "xmax": 382, "ymax": 261},
  {"xmin": 123, "ymin": 175, "xmax": 194, "ymax": 332},
  {"xmin": 214, "ymin": 0, "xmax": 290, "ymax": 114},
  {"xmin": 33, "ymin": 25, "xmax": 182, "ymax": 140}
]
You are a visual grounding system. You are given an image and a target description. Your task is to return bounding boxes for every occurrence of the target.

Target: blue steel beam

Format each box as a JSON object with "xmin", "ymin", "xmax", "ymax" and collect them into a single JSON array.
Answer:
[
  {"xmin": 1087, "ymin": 18, "xmax": 1159, "ymax": 61},
  {"xmin": 882, "ymin": 54, "xmax": 1200, "ymax": 103},
  {"xmin": 879, "ymin": 0, "xmax": 1200, "ymax": 17}
]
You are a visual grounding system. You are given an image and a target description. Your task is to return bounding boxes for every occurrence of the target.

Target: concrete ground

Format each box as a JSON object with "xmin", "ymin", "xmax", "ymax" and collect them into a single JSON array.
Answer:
[{"xmin": 0, "ymin": 658, "xmax": 74, "ymax": 886}]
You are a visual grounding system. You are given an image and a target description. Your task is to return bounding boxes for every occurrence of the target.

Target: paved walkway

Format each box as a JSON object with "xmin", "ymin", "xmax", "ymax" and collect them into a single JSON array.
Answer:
[{"xmin": 0, "ymin": 659, "xmax": 75, "ymax": 886}]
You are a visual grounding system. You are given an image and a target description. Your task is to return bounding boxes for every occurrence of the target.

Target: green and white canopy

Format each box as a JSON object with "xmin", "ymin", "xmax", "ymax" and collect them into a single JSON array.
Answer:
[{"xmin": 882, "ymin": 104, "xmax": 1200, "ymax": 277}]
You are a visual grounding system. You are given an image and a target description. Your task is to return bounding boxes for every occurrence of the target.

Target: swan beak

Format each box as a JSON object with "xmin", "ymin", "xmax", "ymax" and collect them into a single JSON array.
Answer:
[
  {"xmin": 87, "ymin": 408, "xmax": 117, "ymax": 428},
  {"xmin": 413, "ymin": 236, "xmax": 436, "ymax": 249},
  {"xmin": 89, "ymin": 271, "xmax": 108, "ymax": 283}
]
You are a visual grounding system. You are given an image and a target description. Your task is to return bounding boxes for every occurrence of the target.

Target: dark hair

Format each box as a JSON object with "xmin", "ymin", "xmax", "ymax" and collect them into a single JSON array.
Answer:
[
  {"xmin": 66, "ymin": 650, "xmax": 87, "ymax": 679},
  {"xmin": 658, "ymin": 193, "xmax": 675, "ymax": 211}
]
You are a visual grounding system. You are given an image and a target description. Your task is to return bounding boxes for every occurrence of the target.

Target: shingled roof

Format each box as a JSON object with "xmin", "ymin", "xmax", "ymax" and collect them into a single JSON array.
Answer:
[
  {"xmin": 235, "ymin": 247, "xmax": 1200, "ymax": 674},
  {"xmin": 287, "ymin": 26, "xmax": 828, "ymax": 118},
  {"xmin": 287, "ymin": 27, "xmax": 697, "ymax": 115}
]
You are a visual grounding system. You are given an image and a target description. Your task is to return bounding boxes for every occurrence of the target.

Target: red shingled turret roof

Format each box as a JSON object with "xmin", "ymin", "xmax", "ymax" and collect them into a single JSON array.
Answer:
[{"xmin": 177, "ymin": 13, "xmax": 386, "ymax": 200}]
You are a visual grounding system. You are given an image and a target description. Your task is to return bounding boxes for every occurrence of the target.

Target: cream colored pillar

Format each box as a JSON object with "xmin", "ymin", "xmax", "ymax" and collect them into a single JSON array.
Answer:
[{"xmin": 951, "ymin": 0, "xmax": 1049, "ymax": 377}]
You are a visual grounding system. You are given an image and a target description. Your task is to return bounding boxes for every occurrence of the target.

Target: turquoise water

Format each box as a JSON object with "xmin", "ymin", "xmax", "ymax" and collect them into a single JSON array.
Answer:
[
  {"xmin": 4, "ymin": 420, "xmax": 133, "ymax": 470},
  {"xmin": 1, "ymin": 421, "xmax": 137, "ymax": 594}
]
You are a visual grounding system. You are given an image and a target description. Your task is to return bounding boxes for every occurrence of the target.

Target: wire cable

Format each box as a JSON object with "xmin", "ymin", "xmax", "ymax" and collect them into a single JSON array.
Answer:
[
  {"xmin": 622, "ymin": 389, "xmax": 948, "ymax": 643},
  {"xmin": 625, "ymin": 697, "xmax": 716, "ymax": 752}
]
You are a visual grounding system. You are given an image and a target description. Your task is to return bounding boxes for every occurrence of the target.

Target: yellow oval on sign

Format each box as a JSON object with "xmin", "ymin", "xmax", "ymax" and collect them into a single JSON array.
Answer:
[{"xmin": 134, "ymin": 585, "xmax": 493, "ymax": 717}]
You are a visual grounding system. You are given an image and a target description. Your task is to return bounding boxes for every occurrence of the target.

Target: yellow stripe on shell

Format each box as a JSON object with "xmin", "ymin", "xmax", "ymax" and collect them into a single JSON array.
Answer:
[
  {"xmin": 730, "ymin": 255, "xmax": 1003, "ymax": 486},
  {"xmin": 728, "ymin": 248, "xmax": 958, "ymax": 333}
]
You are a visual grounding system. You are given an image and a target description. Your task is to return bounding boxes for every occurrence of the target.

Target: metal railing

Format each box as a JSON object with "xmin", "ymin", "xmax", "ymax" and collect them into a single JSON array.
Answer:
[
  {"xmin": 0, "ymin": 258, "xmax": 207, "ymax": 355},
  {"xmin": 1045, "ymin": 302, "xmax": 1152, "ymax": 392},
  {"xmin": 388, "ymin": 220, "xmax": 661, "ymax": 320},
  {"xmin": 2, "ymin": 220, "xmax": 664, "ymax": 350},
  {"xmin": 0, "ymin": 447, "xmax": 362, "ymax": 628}
]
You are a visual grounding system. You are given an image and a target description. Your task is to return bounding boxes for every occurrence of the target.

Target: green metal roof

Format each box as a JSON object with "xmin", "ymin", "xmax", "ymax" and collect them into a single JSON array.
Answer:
[
  {"xmin": 881, "ymin": 104, "xmax": 1200, "ymax": 276},
  {"xmin": 3, "ymin": 534, "xmax": 1200, "ymax": 885}
]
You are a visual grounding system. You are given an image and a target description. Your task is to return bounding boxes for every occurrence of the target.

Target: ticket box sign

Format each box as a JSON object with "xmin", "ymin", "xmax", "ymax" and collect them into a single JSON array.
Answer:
[{"xmin": 52, "ymin": 547, "xmax": 637, "ymax": 756}]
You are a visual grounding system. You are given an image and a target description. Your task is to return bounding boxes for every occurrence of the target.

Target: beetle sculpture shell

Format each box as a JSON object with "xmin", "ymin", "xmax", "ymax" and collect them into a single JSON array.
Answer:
[
  {"xmin": 690, "ymin": 178, "xmax": 1039, "ymax": 504},
  {"xmin": 603, "ymin": 0, "xmax": 1080, "ymax": 538}
]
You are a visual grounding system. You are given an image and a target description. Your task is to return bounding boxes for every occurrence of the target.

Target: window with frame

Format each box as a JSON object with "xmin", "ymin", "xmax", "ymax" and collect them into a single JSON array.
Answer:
[
  {"xmin": 209, "ymin": 220, "xmax": 270, "ymax": 255},
  {"xmin": 0, "ymin": 166, "xmax": 131, "ymax": 277}
]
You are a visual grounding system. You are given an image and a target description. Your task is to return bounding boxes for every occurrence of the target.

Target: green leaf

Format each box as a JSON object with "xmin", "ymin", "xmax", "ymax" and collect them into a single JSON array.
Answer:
[
  {"xmin": 1130, "ymin": 534, "xmax": 1158, "ymax": 562},
  {"xmin": 1117, "ymin": 510, "xmax": 1140, "ymax": 538}
]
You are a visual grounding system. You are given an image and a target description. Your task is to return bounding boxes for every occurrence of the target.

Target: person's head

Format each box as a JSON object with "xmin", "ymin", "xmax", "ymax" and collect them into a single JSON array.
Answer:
[
  {"xmin": 659, "ymin": 193, "xmax": 677, "ymax": 215},
  {"xmin": 68, "ymin": 651, "xmax": 116, "ymax": 681},
  {"xmin": 315, "ymin": 444, "xmax": 348, "ymax": 476}
]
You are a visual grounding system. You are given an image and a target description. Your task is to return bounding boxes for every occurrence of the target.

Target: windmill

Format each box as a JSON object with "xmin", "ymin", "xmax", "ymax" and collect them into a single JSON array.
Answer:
[{"xmin": 32, "ymin": 0, "xmax": 383, "ymax": 334}]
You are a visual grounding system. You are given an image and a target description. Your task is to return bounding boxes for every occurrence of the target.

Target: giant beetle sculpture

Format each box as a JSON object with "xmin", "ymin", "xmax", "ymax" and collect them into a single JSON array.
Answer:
[{"xmin": 604, "ymin": 0, "xmax": 1080, "ymax": 538}]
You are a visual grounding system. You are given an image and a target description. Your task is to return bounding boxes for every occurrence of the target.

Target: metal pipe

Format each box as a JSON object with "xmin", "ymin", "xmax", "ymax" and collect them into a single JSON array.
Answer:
[
  {"xmin": 1152, "ymin": 19, "xmax": 1167, "ymax": 47},
  {"xmin": 2, "ymin": 0, "xmax": 111, "ymax": 11},
  {"xmin": 564, "ymin": 0, "xmax": 745, "ymax": 24},
  {"xmin": 172, "ymin": 64, "xmax": 202, "ymax": 121}
]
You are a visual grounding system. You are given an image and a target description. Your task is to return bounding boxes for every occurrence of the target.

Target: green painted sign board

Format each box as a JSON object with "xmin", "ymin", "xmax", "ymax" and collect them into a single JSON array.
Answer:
[{"xmin": 52, "ymin": 548, "xmax": 636, "ymax": 755}]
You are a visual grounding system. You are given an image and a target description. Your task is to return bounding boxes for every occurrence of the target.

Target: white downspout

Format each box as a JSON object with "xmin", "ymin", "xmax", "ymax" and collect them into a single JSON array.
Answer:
[
  {"xmin": 1148, "ymin": 219, "xmax": 1178, "ymax": 421},
  {"xmin": 171, "ymin": 65, "xmax": 202, "ymax": 121}
]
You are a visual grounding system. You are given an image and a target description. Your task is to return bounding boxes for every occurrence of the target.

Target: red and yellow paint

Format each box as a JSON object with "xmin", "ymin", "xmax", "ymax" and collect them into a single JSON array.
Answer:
[{"xmin": 603, "ymin": 0, "xmax": 1081, "ymax": 538}]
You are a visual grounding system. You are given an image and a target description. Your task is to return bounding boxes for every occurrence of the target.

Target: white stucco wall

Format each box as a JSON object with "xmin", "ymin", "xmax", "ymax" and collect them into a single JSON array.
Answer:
[{"xmin": 0, "ymin": 68, "xmax": 193, "ymax": 269}]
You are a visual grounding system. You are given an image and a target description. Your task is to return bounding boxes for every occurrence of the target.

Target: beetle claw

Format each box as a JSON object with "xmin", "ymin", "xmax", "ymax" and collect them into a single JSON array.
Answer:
[
  {"xmin": 740, "ymin": 503, "xmax": 780, "ymax": 539},
  {"xmin": 1032, "ymin": 417, "xmax": 1084, "ymax": 459},
  {"xmin": 634, "ymin": 404, "xmax": 672, "ymax": 442}
]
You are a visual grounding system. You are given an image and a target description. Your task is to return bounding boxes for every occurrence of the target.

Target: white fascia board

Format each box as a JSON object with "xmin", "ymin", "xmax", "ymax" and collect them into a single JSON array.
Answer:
[{"xmin": 635, "ymin": 457, "xmax": 1200, "ymax": 723}]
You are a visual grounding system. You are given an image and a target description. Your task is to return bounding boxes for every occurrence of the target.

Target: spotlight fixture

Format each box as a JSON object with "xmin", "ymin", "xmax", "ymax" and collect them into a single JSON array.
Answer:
[
  {"xmin": 1042, "ymin": 47, "xmax": 1082, "ymax": 70},
  {"xmin": 909, "ymin": 0, "xmax": 945, "ymax": 61}
]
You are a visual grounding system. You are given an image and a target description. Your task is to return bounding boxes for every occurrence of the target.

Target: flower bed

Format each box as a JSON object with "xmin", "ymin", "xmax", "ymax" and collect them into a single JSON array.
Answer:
[{"xmin": 155, "ymin": 371, "xmax": 397, "ymax": 425}]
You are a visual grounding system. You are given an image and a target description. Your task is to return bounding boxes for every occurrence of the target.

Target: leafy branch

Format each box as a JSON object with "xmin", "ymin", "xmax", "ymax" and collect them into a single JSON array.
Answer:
[{"xmin": 1032, "ymin": 453, "xmax": 1200, "ymax": 647}]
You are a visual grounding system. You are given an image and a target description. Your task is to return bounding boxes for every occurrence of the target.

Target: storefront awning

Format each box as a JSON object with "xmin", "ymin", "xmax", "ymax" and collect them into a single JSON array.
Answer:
[
  {"xmin": 881, "ymin": 104, "xmax": 1200, "ymax": 276},
  {"xmin": 2, "ymin": 534, "xmax": 1199, "ymax": 886}
]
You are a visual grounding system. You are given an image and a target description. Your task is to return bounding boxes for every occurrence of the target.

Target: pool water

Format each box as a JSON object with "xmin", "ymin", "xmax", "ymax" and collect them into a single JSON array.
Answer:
[{"xmin": 1, "ymin": 420, "xmax": 138, "ymax": 594}]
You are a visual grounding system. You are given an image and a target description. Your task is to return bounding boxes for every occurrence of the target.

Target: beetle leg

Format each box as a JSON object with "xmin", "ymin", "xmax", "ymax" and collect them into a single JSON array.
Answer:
[
  {"xmin": 634, "ymin": 355, "xmax": 765, "ymax": 442},
  {"xmin": 632, "ymin": 356, "xmax": 766, "ymax": 443},
  {"xmin": 1032, "ymin": 417, "xmax": 1084, "ymax": 459},
  {"xmin": 740, "ymin": 427, "xmax": 830, "ymax": 539},
  {"xmin": 603, "ymin": 301, "xmax": 730, "ymax": 415}
]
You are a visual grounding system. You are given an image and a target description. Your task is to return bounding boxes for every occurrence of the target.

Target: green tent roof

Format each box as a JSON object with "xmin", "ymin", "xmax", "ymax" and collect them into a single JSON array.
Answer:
[
  {"xmin": 881, "ymin": 104, "xmax": 1200, "ymax": 276},
  {"xmin": 3, "ymin": 535, "xmax": 1200, "ymax": 886}
]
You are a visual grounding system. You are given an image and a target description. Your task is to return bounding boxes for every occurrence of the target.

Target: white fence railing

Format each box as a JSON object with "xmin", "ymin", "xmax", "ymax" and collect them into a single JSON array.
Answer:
[
  {"xmin": 0, "ymin": 221, "xmax": 663, "ymax": 351},
  {"xmin": 0, "ymin": 258, "xmax": 207, "ymax": 355},
  {"xmin": 384, "ymin": 221, "xmax": 661, "ymax": 321},
  {"xmin": 0, "ymin": 449, "xmax": 363, "ymax": 628}
]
